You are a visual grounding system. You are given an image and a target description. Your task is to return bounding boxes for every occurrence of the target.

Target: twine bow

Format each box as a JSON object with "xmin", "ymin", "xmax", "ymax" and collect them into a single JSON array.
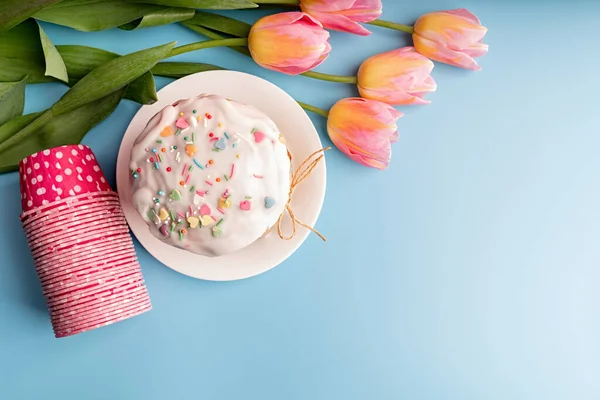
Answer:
[{"xmin": 276, "ymin": 147, "xmax": 330, "ymax": 241}]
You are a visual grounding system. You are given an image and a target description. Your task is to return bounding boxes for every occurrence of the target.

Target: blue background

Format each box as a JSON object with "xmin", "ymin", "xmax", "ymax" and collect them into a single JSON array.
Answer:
[{"xmin": 1, "ymin": 0, "xmax": 600, "ymax": 399}]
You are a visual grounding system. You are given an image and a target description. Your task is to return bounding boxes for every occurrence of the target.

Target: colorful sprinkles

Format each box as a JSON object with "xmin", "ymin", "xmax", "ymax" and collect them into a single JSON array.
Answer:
[{"xmin": 134, "ymin": 100, "xmax": 283, "ymax": 247}]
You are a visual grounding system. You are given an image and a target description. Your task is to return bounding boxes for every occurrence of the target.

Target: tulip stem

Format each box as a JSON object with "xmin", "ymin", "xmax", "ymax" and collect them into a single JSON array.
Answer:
[
  {"xmin": 297, "ymin": 102, "xmax": 329, "ymax": 118},
  {"xmin": 367, "ymin": 19, "xmax": 414, "ymax": 34},
  {"xmin": 301, "ymin": 71, "xmax": 357, "ymax": 84},
  {"xmin": 167, "ymin": 38, "xmax": 249, "ymax": 58}
]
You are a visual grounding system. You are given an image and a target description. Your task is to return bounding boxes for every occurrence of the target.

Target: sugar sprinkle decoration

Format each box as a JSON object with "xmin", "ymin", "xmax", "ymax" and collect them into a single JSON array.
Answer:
[
  {"xmin": 253, "ymin": 130, "xmax": 266, "ymax": 143},
  {"xmin": 205, "ymin": 180, "xmax": 213, "ymax": 186},
  {"xmin": 265, "ymin": 196, "xmax": 276, "ymax": 209},
  {"xmin": 240, "ymin": 200, "xmax": 251, "ymax": 211},
  {"xmin": 253, "ymin": 174, "xmax": 264, "ymax": 179},
  {"xmin": 230, "ymin": 164, "xmax": 235, "ymax": 179},
  {"xmin": 169, "ymin": 189, "xmax": 182, "ymax": 201},
  {"xmin": 161, "ymin": 127, "xmax": 173, "ymax": 137},
  {"xmin": 193, "ymin": 159, "xmax": 204, "ymax": 169}
]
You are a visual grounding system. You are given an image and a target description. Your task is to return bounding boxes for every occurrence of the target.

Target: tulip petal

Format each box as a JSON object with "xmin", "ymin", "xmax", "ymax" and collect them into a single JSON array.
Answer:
[
  {"xmin": 335, "ymin": 0, "xmax": 383, "ymax": 22},
  {"xmin": 300, "ymin": 0, "xmax": 382, "ymax": 35},
  {"xmin": 443, "ymin": 8, "xmax": 481, "ymax": 24},
  {"xmin": 252, "ymin": 11, "xmax": 323, "ymax": 31},
  {"xmin": 307, "ymin": 10, "xmax": 372, "ymax": 35},
  {"xmin": 414, "ymin": 34, "xmax": 481, "ymax": 70},
  {"xmin": 300, "ymin": 0, "xmax": 358, "ymax": 12},
  {"xmin": 358, "ymin": 85, "xmax": 427, "ymax": 105},
  {"xmin": 461, "ymin": 41, "xmax": 489, "ymax": 58},
  {"xmin": 414, "ymin": 11, "xmax": 487, "ymax": 50}
]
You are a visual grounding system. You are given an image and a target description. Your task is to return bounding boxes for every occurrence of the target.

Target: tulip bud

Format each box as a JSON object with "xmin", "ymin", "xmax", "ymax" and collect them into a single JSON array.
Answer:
[
  {"xmin": 327, "ymin": 98, "xmax": 402, "ymax": 170},
  {"xmin": 358, "ymin": 47, "xmax": 436, "ymax": 105},
  {"xmin": 300, "ymin": 0, "xmax": 383, "ymax": 36},
  {"xmin": 248, "ymin": 12, "xmax": 331, "ymax": 75},
  {"xmin": 413, "ymin": 8, "xmax": 488, "ymax": 70}
]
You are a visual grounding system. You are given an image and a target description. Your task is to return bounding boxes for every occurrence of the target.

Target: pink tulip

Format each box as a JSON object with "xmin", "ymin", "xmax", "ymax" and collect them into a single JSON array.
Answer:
[
  {"xmin": 413, "ymin": 8, "xmax": 488, "ymax": 70},
  {"xmin": 248, "ymin": 12, "xmax": 331, "ymax": 75},
  {"xmin": 357, "ymin": 46, "xmax": 436, "ymax": 105},
  {"xmin": 300, "ymin": 0, "xmax": 383, "ymax": 36},
  {"xmin": 327, "ymin": 98, "xmax": 402, "ymax": 170}
]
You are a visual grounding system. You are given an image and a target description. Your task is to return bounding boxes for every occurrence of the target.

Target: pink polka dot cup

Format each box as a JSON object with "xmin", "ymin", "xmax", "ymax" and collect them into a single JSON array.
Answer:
[
  {"xmin": 19, "ymin": 144, "xmax": 112, "ymax": 213},
  {"xmin": 18, "ymin": 145, "xmax": 152, "ymax": 338}
]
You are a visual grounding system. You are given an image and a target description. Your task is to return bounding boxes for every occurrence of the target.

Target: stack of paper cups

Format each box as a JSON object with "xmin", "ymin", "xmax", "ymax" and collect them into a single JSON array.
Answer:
[{"xmin": 19, "ymin": 145, "xmax": 151, "ymax": 338}]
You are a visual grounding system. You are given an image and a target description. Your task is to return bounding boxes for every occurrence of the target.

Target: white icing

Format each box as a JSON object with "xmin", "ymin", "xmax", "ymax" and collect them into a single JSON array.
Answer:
[{"xmin": 129, "ymin": 94, "xmax": 290, "ymax": 257}]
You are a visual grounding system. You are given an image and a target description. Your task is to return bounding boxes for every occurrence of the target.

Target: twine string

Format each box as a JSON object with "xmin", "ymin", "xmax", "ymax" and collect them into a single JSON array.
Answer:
[{"xmin": 277, "ymin": 147, "xmax": 330, "ymax": 241}]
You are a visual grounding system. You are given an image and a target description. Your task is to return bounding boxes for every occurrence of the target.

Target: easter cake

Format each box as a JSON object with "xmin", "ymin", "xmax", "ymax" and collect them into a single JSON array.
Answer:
[{"xmin": 129, "ymin": 94, "xmax": 290, "ymax": 257}]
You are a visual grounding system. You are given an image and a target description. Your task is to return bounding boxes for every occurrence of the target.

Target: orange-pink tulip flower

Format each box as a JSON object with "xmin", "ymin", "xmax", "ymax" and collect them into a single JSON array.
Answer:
[
  {"xmin": 327, "ymin": 98, "xmax": 402, "ymax": 170},
  {"xmin": 357, "ymin": 46, "xmax": 436, "ymax": 105},
  {"xmin": 248, "ymin": 12, "xmax": 331, "ymax": 75},
  {"xmin": 413, "ymin": 8, "xmax": 488, "ymax": 70},
  {"xmin": 300, "ymin": 0, "xmax": 383, "ymax": 36}
]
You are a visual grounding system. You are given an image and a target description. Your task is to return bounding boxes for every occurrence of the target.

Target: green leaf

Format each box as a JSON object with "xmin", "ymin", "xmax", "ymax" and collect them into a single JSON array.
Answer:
[
  {"xmin": 0, "ymin": 42, "xmax": 174, "ymax": 167},
  {"xmin": 52, "ymin": 41, "xmax": 175, "ymax": 115},
  {"xmin": 126, "ymin": 71, "xmax": 157, "ymax": 104},
  {"xmin": 38, "ymin": 22, "xmax": 68, "ymax": 83},
  {"xmin": 44, "ymin": 0, "xmax": 111, "ymax": 7},
  {"xmin": 34, "ymin": 1, "xmax": 165, "ymax": 31},
  {"xmin": 126, "ymin": 0, "xmax": 258, "ymax": 9},
  {"xmin": 0, "ymin": 113, "xmax": 41, "ymax": 145},
  {"xmin": 0, "ymin": 19, "xmax": 52, "ymax": 83},
  {"xmin": 181, "ymin": 22, "xmax": 250, "ymax": 56},
  {"xmin": 151, "ymin": 62, "xmax": 225, "ymax": 78},
  {"xmin": 120, "ymin": 7, "xmax": 194, "ymax": 30},
  {"xmin": 187, "ymin": 11, "xmax": 251, "ymax": 37},
  {"xmin": 57, "ymin": 45, "xmax": 157, "ymax": 104},
  {"xmin": 0, "ymin": 77, "xmax": 27, "ymax": 125},
  {"xmin": 0, "ymin": 0, "xmax": 62, "ymax": 32},
  {"xmin": 0, "ymin": 89, "xmax": 125, "ymax": 172}
]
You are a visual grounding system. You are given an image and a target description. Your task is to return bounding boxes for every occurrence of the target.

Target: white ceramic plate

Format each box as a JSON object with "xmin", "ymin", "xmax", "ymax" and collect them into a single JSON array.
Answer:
[{"xmin": 116, "ymin": 71, "xmax": 326, "ymax": 281}]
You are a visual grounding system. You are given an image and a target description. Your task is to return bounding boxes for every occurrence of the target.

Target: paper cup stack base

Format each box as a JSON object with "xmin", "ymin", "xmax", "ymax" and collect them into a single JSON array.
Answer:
[{"xmin": 19, "ymin": 145, "xmax": 151, "ymax": 338}]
